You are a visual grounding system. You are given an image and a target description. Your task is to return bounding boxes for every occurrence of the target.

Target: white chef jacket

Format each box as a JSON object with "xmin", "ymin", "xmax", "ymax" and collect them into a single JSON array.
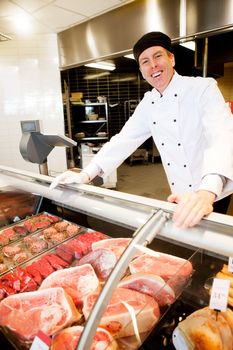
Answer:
[{"xmin": 85, "ymin": 72, "xmax": 233, "ymax": 200}]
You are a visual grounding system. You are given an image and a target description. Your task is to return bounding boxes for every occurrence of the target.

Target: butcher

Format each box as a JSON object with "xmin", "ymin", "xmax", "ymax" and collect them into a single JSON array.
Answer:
[{"xmin": 50, "ymin": 31, "xmax": 233, "ymax": 228}]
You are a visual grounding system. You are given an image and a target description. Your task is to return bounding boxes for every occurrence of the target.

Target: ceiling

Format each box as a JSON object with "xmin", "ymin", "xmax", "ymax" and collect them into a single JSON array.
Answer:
[{"xmin": 0, "ymin": 0, "xmax": 133, "ymax": 41}]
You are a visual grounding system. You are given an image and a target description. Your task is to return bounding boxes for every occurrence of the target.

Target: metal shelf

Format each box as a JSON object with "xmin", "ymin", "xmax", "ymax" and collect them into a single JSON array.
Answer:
[
  {"xmin": 78, "ymin": 120, "xmax": 107, "ymax": 124},
  {"xmin": 76, "ymin": 136, "xmax": 108, "ymax": 141}
]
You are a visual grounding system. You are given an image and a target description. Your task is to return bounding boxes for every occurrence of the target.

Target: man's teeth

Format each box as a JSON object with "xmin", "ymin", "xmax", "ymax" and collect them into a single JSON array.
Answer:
[{"xmin": 152, "ymin": 72, "xmax": 161, "ymax": 78}]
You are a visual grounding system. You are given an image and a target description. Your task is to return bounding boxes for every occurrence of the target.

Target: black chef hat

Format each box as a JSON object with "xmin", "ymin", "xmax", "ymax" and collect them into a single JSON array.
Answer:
[{"xmin": 133, "ymin": 31, "xmax": 172, "ymax": 64}]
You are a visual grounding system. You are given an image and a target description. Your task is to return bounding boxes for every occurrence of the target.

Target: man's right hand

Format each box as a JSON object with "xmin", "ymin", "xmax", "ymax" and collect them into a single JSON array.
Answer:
[{"xmin": 49, "ymin": 170, "xmax": 90, "ymax": 190}]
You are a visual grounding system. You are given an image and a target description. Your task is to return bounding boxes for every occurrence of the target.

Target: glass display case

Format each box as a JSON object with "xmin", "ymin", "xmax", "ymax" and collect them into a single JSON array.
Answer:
[{"xmin": 0, "ymin": 165, "xmax": 232, "ymax": 350}]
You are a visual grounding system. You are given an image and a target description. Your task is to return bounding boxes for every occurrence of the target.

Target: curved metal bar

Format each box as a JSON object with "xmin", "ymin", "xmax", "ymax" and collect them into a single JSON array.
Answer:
[{"xmin": 76, "ymin": 209, "xmax": 169, "ymax": 350}]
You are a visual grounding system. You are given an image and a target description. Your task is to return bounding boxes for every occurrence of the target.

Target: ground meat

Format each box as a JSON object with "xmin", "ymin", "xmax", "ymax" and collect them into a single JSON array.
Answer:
[
  {"xmin": 54, "ymin": 221, "xmax": 69, "ymax": 232},
  {"xmin": 2, "ymin": 228, "xmax": 18, "ymax": 241},
  {"xmin": 12, "ymin": 252, "xmax": 28, "ymax": 264},
  {"xmin": 2, "ymin": 245, "xmax": 22, "ymax": 258},
  {"xmin": 42, "ymin": 227, "xmax": 58, "ymax": 240},
  {"xmin": 66, "ymin": 224, "xmax": 80, "ymax": 236},
  {"xmin": 29, "ymin": 239, "xmax": 48, "ymax": 254},
  {"xmin": 0, "ymin": 263, "xmax": 7, "ymax": 274},
  {"xmin": 23, "ymin": 236, "xmax": 37, "ymax": 247},
  {"xmin": 50, "ymin": 232, "xmax": 67, "ymax": 244},
  {"xmin": 0, "ymin": 235, "xmax": 9, "ymax": 246}
]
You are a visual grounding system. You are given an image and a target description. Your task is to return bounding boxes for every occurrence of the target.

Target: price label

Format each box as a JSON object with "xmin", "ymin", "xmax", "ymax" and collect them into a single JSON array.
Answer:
[
  {"xmin": 209, "ymin": 277, "xmax": 230, "ymax": 312},
  {"xmin": 30, "ymin": 330, "xmax": 51, "ymax": 350},
  {"xmin": 228, "ymin": 257, "xmax": 233, "ymax": 272}
]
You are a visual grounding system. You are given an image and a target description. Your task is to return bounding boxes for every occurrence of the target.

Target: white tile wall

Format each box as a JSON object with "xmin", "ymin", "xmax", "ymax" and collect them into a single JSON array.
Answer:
[{"xmin": 0, "ymin": 33, "xmax": 68, "ymax": 175}]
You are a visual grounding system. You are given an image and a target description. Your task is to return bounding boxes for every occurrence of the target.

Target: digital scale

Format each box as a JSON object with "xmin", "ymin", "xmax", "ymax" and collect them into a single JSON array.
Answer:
[{"xmin": 19, "ymin": 120, "xmax": 77, "ymax": 175}]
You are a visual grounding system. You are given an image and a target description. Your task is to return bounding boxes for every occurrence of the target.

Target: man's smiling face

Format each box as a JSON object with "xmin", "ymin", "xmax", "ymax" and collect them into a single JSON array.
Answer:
[{"xmin": 139, "ymin": 46, "xmax": 175, "ymax": 94}]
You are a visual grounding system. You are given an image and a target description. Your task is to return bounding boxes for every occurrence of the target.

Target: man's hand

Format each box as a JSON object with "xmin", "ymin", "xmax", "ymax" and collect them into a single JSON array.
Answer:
[
  {"xmin": 49, "ymin": 170, "xmax": 90, "ymax": 190},
  {"xmin": 167, "ymin": 190, "xmax": 215, "ymax": 228}
]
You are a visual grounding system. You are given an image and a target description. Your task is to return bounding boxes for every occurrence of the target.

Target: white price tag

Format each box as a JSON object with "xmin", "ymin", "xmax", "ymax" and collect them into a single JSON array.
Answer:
[
  {"xmin": 209, "ymin": 277, "xmax": 230, "ymax": 312},
  {"xmin": 30, "ymin": 330, "xmax": 51, "ymax": 350},
  {"xmin": 228, "ymin": 257, "xmax": 233, "ymax": 273}
]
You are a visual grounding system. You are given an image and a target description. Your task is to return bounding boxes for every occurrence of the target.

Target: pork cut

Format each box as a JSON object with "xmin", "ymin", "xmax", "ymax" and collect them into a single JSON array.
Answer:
[
  {"xmin": 92, "ymin": 238, "xmax": 133, "ymax": 260},
  {"xmin": 51, "ymin": 325, "xmax": 118, "ymax": 350},
  {"xmin": 0, "ymin": 287, "xmax": 81, "ymax": 342},
  {"xmin": 129, "ymin": 252, "xmax": 193, "ymax": 291},
  {"xmin": 39, "ymin": 264, "xmax": 99, "ymax": 308},
  {"xmin": 118, "ymin": 273, "xmax": 175, "ymax": 307},
  {"xmin": 77, "ymin": 248, "xmax": 117, "ymax": 281},
  {"xmin": 83, "ymin": 287, "xmax": 160, "ymax": 338}
]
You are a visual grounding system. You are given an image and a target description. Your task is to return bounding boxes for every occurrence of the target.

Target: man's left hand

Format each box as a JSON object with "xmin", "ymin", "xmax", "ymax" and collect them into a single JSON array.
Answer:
[{"xmin": 167, "ymin": 190, "xmax": 216, "ymax": 228}]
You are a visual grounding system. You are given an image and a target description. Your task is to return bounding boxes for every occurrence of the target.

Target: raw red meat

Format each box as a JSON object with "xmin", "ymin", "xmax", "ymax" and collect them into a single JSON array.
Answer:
[
  {"xmin": 34, "ymin": 220, "xmax": 51, "ymax": 229},
  {"xmin": 129, "ymin": 252, "xmax": 193, "ymax": 294},
  {"xmin": 74, "ymin": 231, "xmax": 108, "ymax": 255},
  {"xmin": 83, "ymin": 287, "xmax": 160, "ymax": 338},
  {"xmin": 47, "ymin": 214, "xmax": 60, "ymax": 223},
  {"xmin": 39, "ymin": 264, "xmax": 99, "ymax": 308},
  {"xmin": 0, "ymin": 287, "xmax": 81, "ymax": 342},
  {"xmin": 0, "ymin": 281, "xmax": 15, "ymax": 300},
  {"xmin": 77, "ymin": 249, "xmax": 117, "ymax": 281},
  {"xmin": 23, "ymin": 221, "xmax": 37, "ymax": 233},
  {"xmin": 92, "ymin": 238, "xmax": 133, "ymax": 260},
  {"xmin": 55, "ymin": 244, "xmax": 74, "ymax": 264},
  {"xmin": 1, "ymin": 267, "xmax": 37, "ymax": 293},
  {"xmin": 25, "ymin": 264, "xmax": 43, "ymax": 285},
  {"xmin": 2, "ymin": 228, "xmax": 18, "ymax": 241},
  {"xmin": 31, "ymin": 258, "xmax": 55, "ymax": 278},
  {"xmin": 42, "ymin": 253, "xmax": 69, "ymax": 270},
  {"xmin": 65, "ymin": 240, "xmax": 83, "ymax": 259},
  {"xmin": 129, "ymin": 252, "xmax": 193, "ymax": 284},
  {"xmin": 118, "ymin": 273, "xmax": 175, "ymax": 307},
  {"xmin": 51, "ymin": 325, "xmax": 118, "ymax": 350},
  {"xmin": 13, "ymin": 225, "xmax": 28, "ymax": 235}
]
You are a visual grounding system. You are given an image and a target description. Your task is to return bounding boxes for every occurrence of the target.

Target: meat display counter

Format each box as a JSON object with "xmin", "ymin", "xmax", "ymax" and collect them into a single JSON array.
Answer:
[{"xmin": 0, "ymin": 165, "xmax": 232, "ymax": 350}]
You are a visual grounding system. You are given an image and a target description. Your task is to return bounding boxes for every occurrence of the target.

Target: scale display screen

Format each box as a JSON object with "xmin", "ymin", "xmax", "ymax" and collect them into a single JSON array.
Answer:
[{"xmin": 21, "ymin": 120, "xmax": 40, "ymax": 133}]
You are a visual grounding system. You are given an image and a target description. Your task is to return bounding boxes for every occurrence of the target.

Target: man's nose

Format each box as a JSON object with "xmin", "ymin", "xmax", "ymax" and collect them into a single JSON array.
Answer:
[{"xmin": 150, "ymin": 58, "xmax": 157, "ymax": 68}]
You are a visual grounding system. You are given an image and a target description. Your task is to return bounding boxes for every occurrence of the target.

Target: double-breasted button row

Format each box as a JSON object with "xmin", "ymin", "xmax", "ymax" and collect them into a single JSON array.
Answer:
[{"xmin": 171, "ymin": 182, "xmax": 192, "ymax": 188}]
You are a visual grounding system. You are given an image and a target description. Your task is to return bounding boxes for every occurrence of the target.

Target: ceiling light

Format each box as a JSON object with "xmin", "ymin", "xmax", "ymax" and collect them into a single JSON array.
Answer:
[
  {"xmin": 180, "ymin": 41, "xmax": 195, "ymax": 51},
  {"xmin": 13, "ymin": 14, "xmax": 32, "ymax": 35},
  {"xmin": 124, "ymin": 54, "xmax": 135, "ymax": 60},
  {"xmin": 85, "ymin": 61, "xmax": 116, "ymax": 71},
  {"xmin": 84, "ymin": 72, "xmax": 110, "ymax": 80}
]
